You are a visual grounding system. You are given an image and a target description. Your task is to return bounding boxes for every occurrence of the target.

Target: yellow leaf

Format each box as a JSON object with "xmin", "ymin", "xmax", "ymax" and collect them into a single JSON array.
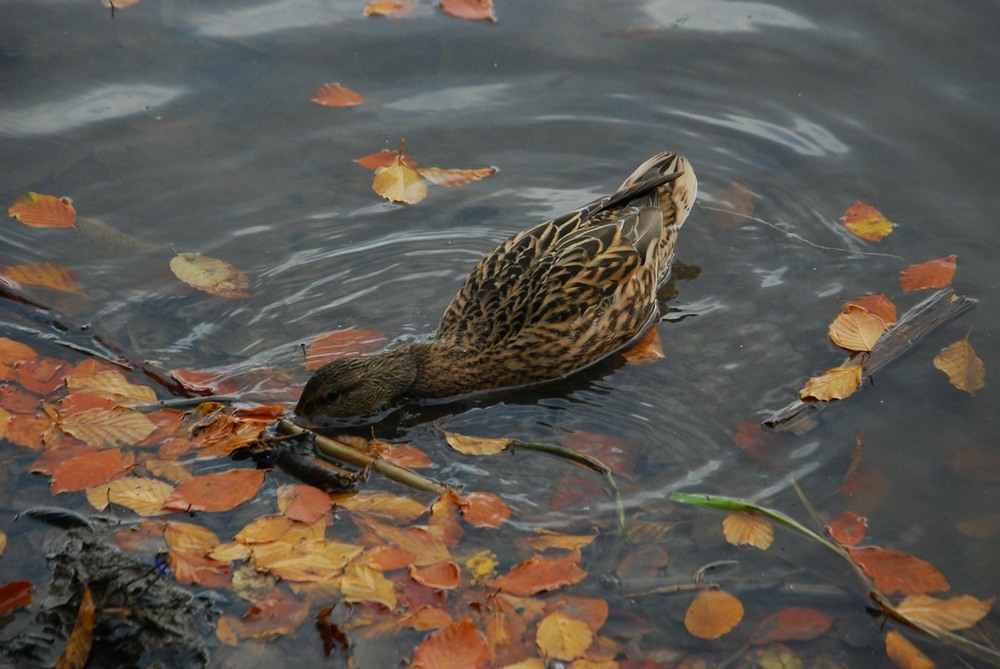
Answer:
[
  {"xmin": 59, "ymin": 406, "xmax": 156, "ymax": 448},
  {"xmin": 341, "ymin": 563, "xmax": 397, "ymax": 609},
  {"xmin": 799, "ymin": 365, "xmax": 863, "ymax": 401},
  {"xmin": 841, "ymin": 200, "xmax": 895, "ymax": 242},
  {"xmin": 933, "ymin": 331, "xmax": 985, "ymax": 395},
  {"xmin": 234, "ymin": 515, "xmax": 294, "ymax": 545},
  {"xmin": 372, "ymin": 158, "xmax": 427, "ymax": 205},
  {"xmin": 829, "ymin": 308, "xmax": 887, "ymax": 352},
  {"xmin": 885, "ymin": 630, "xmax": 935, "ymax": 669},
  {"xmin": 722, "ymin": 512, "xmax": 774, "ymax": 550},
  {"xmin": 54, "ymin": 586, "xmax": 95, "ymax": 669},
  {"xmin": 416, "ymin": 166, "xmax": 496, "ymax": 187},
  {"xmin": 0, "ymin": 262, "xmax": 83, "ymax": 295},
  {"xmin": 66, "ymin": 370, "xmax": 157, "ymax": 404},
  {"xmin": 86, "ymin": 477, "xmax": 174, "ymax": 516},
  {"xmin": 165, "ymin": 520, "xmax": 221, "ymax": 555},
  {"xmin": 535, "ymin": 612, "xmax": 593, "ymax": 662},
  {"xmin": 465, "ymin": 549, "xmax": 498, "ymax": 585},
  {"xmin": 896, "ymin": 594, "xmax": 993, "ymax": 632},
  {"xmin": 332, "ymin": 491, "xmax": 429, "ymax": 522},
  {"xmin": 169, "ymin": 252, "xmax": 250, "ymax": 299},
  {"xmin": 8, "ymin": 192, "xmax": 77, "ymax": 228},
  {"xmin": 254, "ymin": 539, "xmax": 362, "ymax": 582},
  {"xmin": 684, "ymin": 589, "xmax": 744, "ymax": 639},
  {"xmin": 440, "ymin": 427, "xmax": 514, "ymax": 455}
]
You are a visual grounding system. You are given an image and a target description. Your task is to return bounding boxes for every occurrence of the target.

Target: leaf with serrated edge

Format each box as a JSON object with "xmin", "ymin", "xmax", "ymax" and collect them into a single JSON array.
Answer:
[
  {"xmin": 722, "ymin": 512, "xmax": 774, "ymax": 550},
  {"xmin": 60, "ymin": 407, "xmax": 156, "ymax": 448},
  {"xmin": 896, "ymin": 594, "xmax": 993, "ymax": 632},
  {"xmin": 799, "ymin": 365, "xmax": 863, "ymax": 401},
  {"xmin": 933, "ymin": 331, "xmax": 985, "ymax": 395}
]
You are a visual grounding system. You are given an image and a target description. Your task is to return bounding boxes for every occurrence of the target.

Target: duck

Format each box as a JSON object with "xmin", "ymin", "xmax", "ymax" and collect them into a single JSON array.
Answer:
[{"xmin": 296, "ymin": 152, "xmax": 697, "ymax": 418}]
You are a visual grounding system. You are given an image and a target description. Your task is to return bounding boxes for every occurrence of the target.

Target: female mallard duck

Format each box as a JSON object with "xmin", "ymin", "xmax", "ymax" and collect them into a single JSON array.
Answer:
[{"xmin": 296, "ymin": 152, "xmax": 697, "ymax": 418}]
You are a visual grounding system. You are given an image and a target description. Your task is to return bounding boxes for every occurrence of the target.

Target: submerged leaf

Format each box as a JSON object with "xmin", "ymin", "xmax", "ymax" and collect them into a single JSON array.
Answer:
[
  {"xmin": 722, "ymin": 512, "xmax": 774, "ymax": 550},
  {"xmin": 54, "ymin": 586, "xmax": 95, "ymax": 669},
  {"xmin": 304, "ymin": 328, "xmax": 386, "ymax": 370},
  {"xmin": 8, "ymin": 192, "xmax": 77, "ymax": 228},
  {"xmin": 170, "ymin": 252, "xmax": 251, "ymax": 299},
  {"xmin": 749, "ymin": 606, "xmax": 833, "ymax": 645},
  {"xmin": 885, "ymin": 630, "xmax": 935, "ymax": 669},
  {"xmin": 535, "ymin": 612, "xmax": 593, "ymax": 662},
  {"xmin": 824, "ymin": 511, "xmax": 868, "ymax": 547},
  {"xmin": 897, "ymin": 594, "xmax": 994, "ymax": 632},
  {"xmin": 848, "ymin": 546, "xmax": 949, "ymax": 595},
  {"xmin": 410, "ymin": 616, "xmax": 489, "ymax": 669},
  {"xmin": 933, "ymin": 331, "xmax": 985, "ymax": 395},
  {"xmin": 0, "ymin": 262, "xmax": 83, "ymax": 295},
  {"xmin": 490, "ymin": 551, "xmax": 586, "ymax": 596},
  {"xmin": 684, "ymin": 589, "xmax": 744, "ymax": 640}
]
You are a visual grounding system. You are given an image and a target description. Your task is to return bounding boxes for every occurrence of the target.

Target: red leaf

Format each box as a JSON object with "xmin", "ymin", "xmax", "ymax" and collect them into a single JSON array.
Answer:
[
  {"xmin": 303, "ymin": 328, "xmax": 386, "ymax": 371},
  {"xmin": 355, "ymin": 149, "xmax": 419, "ymax": 170},
  {"xmin": 162, "ymin": 469, "xmax": 267, "ymax": 512},
  {"xmin": 749, "ymin": 606, "xmax": 833, "ymax": 645},
  {"xmin": 51, "ymin": 448, "xmax": 130, "ymax": 493},
  {"xmin": 899, "ymin": 255, "xmax": 957, "ymax": 293},
  {"xmin": 0, "ymin": 581, "xmax": 33, "ymax": 613},
  {"xmin": 847, "ymin": 546, "xmax": 950, "ymax": 595},
  {"xmin": 841, "ymin": 294, "xmax": 897, "ymax": 326},
  {"xmin": 824, "ymin": 511, "xmax": 868, "ymax": 546}
]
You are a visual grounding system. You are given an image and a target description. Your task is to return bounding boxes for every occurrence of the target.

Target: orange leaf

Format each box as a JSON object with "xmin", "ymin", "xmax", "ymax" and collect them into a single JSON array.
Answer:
[
  {"xmin": 829, "ymin": 308, "xmax": 887, "ymax": 352},
  {"xmin": 439, "ymin": 0, "xmax": 496, "ymax": 22},
  {"xmin": 896, "ymin": 594, "xmax": 993, "ymax": 632},
  {"xmin": 170, "ymin": 252, "xmax": 250, "ymax": 299},
  {"xmin": 824, "ymin": 511, "xmax": 868, "ymax": 546},
  {"xmin": 8, "ymin": 192, "xmax": 77, "ymax": 228},
  {"xmin": 54, "ymin": 586, "xmax": 95, "ymax": 669},
  {"xmin": 334, "ymin": 490, "xmax": 429, "ymax": 523},
  {"xmin": 355, "ymin": 149, "xmax": 419, "ymax": 170},
  {"xmin": 254, "ymin": 539, "xmax": 362, "ymax": 582},
  {"xmin": 684, "ymin": 588, "xmax": 744, "ymax": 639},
  {"xmin": 416, "ymin": 166, "xmax": 497, "ymax": 188},
  {"xmin": 58, "ymin": 406, "xmax": 156, "ymax": 448},
  {"xmin": 164, "ymin": 520, "xmax": 220, "ymax": 555},
  {"xmin": 218, "ymin": 589, "xmax": 310, "ymax": 642},
  {"xmin": 429, "ymin": 488, "xmax": 465, "ymax": 546},
  {"xmin": 380, "ymin": 443, "xmax": 434, "ymax": 468},
  {"xmin": 161, "ymin": 469, "xmax": 266, "ymax": 512},
  {"xmin": 841, "ymin": 201, "xmax": 895, "ymax": 242},
  {"xmin": 411, "ymin": 616, "xmax": 489, "ymax": 669},
  {"xmin": 490, "ymin": 551, "xmax": 587, "ymax": 596},
  {"xmin": 722, "ymin": 512, "xmax": 774, "ymax": 550},
  {"xmin": 235, "ymin": 515, "xmax": 294, "ymax": 544},
  {"xmin": 66, "ymin": 368, "xmax": 157, "ymax": 404},
  {"xmin": 277, "ymin": 484, "xmax": 332, "ymax": 524},
  {"xmin": 17, "ymin": 356, "xmax": 73, "ymax": 395},
  {"xmin": 304, "ymin": 327, "xmax": 386, "ymax": 371},
  {"xmin": 544, "ymin": 596, "xmax": 608, "ymax": 633},
  {"xmin": 0, "ymin": 337, "xmax": 38, "ymax": 369},
  {"xmin": 536, "ymin": 611, "xmax": 593, "ymax": 661},
  {"xmin": 847, "ymin": 546, "xmax": 949, "ymax": 595},
  {"xmin": 169, "ymin": 368, "xmax": 241, "ymax": 395},
  {"xmin": 51, "ymin": 448, "xmax": 129, "ymax": 493},
  {"xmin": 440, "ymin": 427, "xmax": 514, "ymax": 455},
  {"xmin": 363, "ymin": 0, "xmax": 419, "ymax": 17},
  {"xmin": 169, "ymin": 550, "xmax": 231, "ymax": 587},
  {"xmin": 522, "ymin": 531, "xmax": 596, "ymax": 552},
  {"xmin": 933, "ymin": 331, "xmax": 985, "ymax": 395},
  {"xmin": 799, "ymin": 365, "xmax": 863, "ymax": 401},
  {"xmin": 0, "ymin": 262, "xmax": 83, "ymax": 295},
  {"xmin": 362, "ymin": 520, "xmax": 451, "ymax": 566},
  {"xmin": 0, "ymin": 581, "xmax": 33, "ymax": 613},
  {"xmin": 622, "ymin": 326, "xmax": 664, "ymax": 363},
  {"xmin": 899, "ymin": 255, "xmax": 957, "ymax": 293},
  {"xmin": 885, "ymin": 630, "xmax": 935, "ymax": 669},
  {"xmin": 842, "ymin": 294, "xmax": 897, "ymax": 326},
  {"xmin": 310, "ymin": 83, "xmax": 364, "ymax": 107},
  {"xmin": 410, "ymin": 561, "xmax": 461, "ymax": 590},
  {"xmin": 461, "ymin": 491, "xmax": 510, "ymax": 528},
  {"xmin": 748, "ymin": 606, "xmax": 833, "ymax": 645},
  {"xmin": 357, "ymin": 545, "xmax": 415, "ymax": 571}
]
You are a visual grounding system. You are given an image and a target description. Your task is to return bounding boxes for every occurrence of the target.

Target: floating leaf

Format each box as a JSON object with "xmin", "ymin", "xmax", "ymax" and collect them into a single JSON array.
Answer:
[
  {"xmin": 842, "ymin": 294, "xmax": 897, "ymax": 326},
  {"xmin": 523, "ymin": 531, "xmax": 596, "ymax": 552},
  {"xmin": 847, "ymin": 546, "xmax": 949, "ymax": 595},
  {"xmin": 373, "ymin": 154, "xmax": 428, "ymax": 205},
  {"xmin": 55, "ymin": 586, "xmax": 95, "ymax": 669},
  {"xmin": 17, "ymin": 356, "xmax": 73, "ymax": 395},
  {"xmin": 829, "ymin": 308, "xmax": 887, "ymax": 352},
  {"xmin": 255, "ymin": 539, "xmax": 362, "ymax": 582},
  {"xmin": 161, "ymin": 469, "xmax": 266, "ymax": 513},
  {"xmin": 841, "ymin": 201, "xmax": 895, "ymax": 242},
  {"xmin": 885, "ymin": 630, "xmax": 935, "ymax": 669},
  {"xmin": 622, "ymin": 327, "xmax": 664, "ymax": 363},
  {"xmin": 277, "ymin": 484, "xmax": 332, "ymax": 524},
  {"xmin": 722, "ymin": 512, "xmax": 774, "ymax": 550},
  {"xmin": 461, "ymin": 491, "xmax": 510, "ymax": 528},
  {"xmin": 490, "ymin": 551, "xmax": 587, "ymax": 596},
  {"xmin": 416, "ymin": 166, "xmax": 496, "ymax": 187},
  {"xmin": 355, "ymin": 149, "xmax": 419, "ymax": 170},
  {"xmin": 896, "ymin": 594, "xmax": 993, "ymax": 632},
  {"xmin": 0, "ymin": 528, "xmax": 6, "ymax": 556},
  {"xmin": 216, "ymin": 589, "xmax": 310, "ymax": 645},
  {"xmin": 439, "ymin": 0, "xmax": 496, "ymax": 22},
  {"xmin": 341, "ymin": 563, "xmax": 397, "ymax": 609},
  {"xmin": 933, "ymin": 331, "xmax": 985, "ymax": 395},
  {"xmin": 410, "ymin": 616, "xmax": 489, "ymax": 669},
  {"xmin": 824, "ymin": 511, "xmax": 868, "ymax": 547},
  {"xmin": 165, "ymin": 520, "xmax": 220, "ymax": 556},
  {"xmin": 310, "ymin": 83, "xmax": 364, "ymax": 107},
  {"xmin": 170, "ymin": 252, "xmax": 251, "ymax": 299},
  {"xmin": 304, "ymin": 328, "xmax": 386, "ymax": 370},
  {"xmin": 749, "ymin": 606, "xmax": 833, "ymax": 645},
  {"xmin": 0, "ymin": 581, "xmax": 33, "ymax": 613},
  {"xmin": 536, "ymin": 612, "xmax": 593, "ymax": 661},
  {"xmin": 170, "ymin": 550, "xmax": 231, "ymax": 587},
  {"xmin": 8, "ymin": 192, "xmax": 77, "ymax": 228},
  {"xmin": 59, "ymin": 406, "xmax": 156, "ymax": 448},
  {"xmin": 51, "ymin": 448, "xmax": 130, "ymax": 493},
  {"xmin": 0, "ymin": 262, "xmax": 83, "ymax": 295},
  {"xmin": 684, "ymin": 589, "xmax": 744, "ymax": 639},
  {"xmin": 799, "ymin": 365, "xmax": 863, "ymax": 401},
  {"xmin": 899, "ymin": 255, "xmax": 957, "ymax": 293},
  {"xmin": 440, "ymin": 427, "xmax": 514, "ymax": 455},
  {"xmin": 87, "ymin": 477, "xmax": 175, "ymax": 516},
  {"xmin": 66, "ymin": 367, "xmax": 157, "ymax": 404},
  {"xmin": 362, "ymin": 520, "xmax": 451, "ymax": 566},
  {"xmin": 363, "ymin": 0, "xmax": 419, "ymax": 17},
  {"xmin": 235, "ymin": 515, "xmax": 294, "ymax": 545},
  {"xmin": 410, "ymin": 561, "xmax": 461, "ymax": 590}
]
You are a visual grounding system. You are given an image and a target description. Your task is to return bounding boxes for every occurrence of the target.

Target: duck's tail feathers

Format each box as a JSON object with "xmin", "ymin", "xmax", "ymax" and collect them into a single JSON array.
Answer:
[{"xmin": 621, "ymin": 152, "xmax": 698, "ymax": 230}]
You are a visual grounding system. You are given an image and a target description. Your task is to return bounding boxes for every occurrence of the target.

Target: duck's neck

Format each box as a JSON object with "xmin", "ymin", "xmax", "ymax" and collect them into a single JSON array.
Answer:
[{"xmin": 406, "ymin": 339, "xmax": 484, "ymax": 399}]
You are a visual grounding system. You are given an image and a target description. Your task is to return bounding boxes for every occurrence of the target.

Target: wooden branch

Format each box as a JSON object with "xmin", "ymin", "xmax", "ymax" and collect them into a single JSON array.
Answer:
[
  {"xmin": 763, "ymin": 289, "xmax": 977, "ymax": 434},
  {"xmin": 276, "ymin": 419, "xmax": 446, "ymax": 495}
]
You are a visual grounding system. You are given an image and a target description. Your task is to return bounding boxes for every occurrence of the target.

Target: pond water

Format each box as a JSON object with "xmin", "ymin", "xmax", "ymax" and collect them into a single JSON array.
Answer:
[{"xmin": 2, "ymin": 0, "xmax": 998, "ymax": 667}]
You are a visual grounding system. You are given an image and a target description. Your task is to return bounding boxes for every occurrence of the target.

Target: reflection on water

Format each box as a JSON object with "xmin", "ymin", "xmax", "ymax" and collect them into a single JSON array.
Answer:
[{"xmin": 642, "ymin": 0, "xmax": 813, "ymax": 31}]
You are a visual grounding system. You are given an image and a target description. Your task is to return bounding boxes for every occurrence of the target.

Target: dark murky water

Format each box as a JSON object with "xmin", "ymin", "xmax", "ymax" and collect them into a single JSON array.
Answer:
[{"xmin": 2, "ymin": 1, "xmax": 998, "ymax": 666}]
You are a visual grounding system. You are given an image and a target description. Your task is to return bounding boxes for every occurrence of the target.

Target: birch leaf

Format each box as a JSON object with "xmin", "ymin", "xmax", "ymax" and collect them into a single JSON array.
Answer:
[{"xmin": 933, "ymin": 331, "xmax": 985, "ymax": 395}]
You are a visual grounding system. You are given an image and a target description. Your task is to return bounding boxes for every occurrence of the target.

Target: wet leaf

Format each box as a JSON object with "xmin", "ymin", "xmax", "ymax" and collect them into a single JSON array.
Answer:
[
  {"xmin": 169, "ymin": 368, "xmax": 241, "ymax": 395},
  {"xmin": 545, "ymin": 596, "xmax": 608, "ymax": 634},
  {"xmin": 277, "ymin": 483, "xmax": 332, "ymax": 524},
  {"xmin": 933, "ymin": 331, "xmax": 985, "ymax": 395},
  {"xmin": 956, "ymin": 513, "xmax": 1000, "ymax": 539},
  {"xmin": 416, "ymin": 166, "xmax": 497, "ymax": 187},
  {"xmin": 722, "ymin": 511, "xmax": 774, "ymax": 550},
  {"xmin": 684, "ymin": 588, "xmax": 744, "ymax": 639},
  {"xmin": 536, "ymin": 612, "xmax": 593, "ymax": 661},
  {"xmin": 17, "ymin": 356, "xmax": 73, "ymax": 395},
  {"xmin": 622, "ymin": 327, "xmax": 664, "ymax": 363},
  {"xmin": 341, "ymin": 563, "xmax": 397, "ymax": 608},
  {"xmin": 304, "ymin": 327, "xmax": 386, "ymax": 371},
  {"xmin": 899, "ymin": 255, "xmax": 957, "ymax": 293},
  {"xmin": 86, "ymin": 476, "xmax": 174, "ymax": 516},
  {"xmin": 491, "ymin": 551, "xmax": 587, "ymax": 596},
  {"xmin": 355, "ymin": 149, "xmax": 419, "ymax": 170},
  {"xmin": 799, "ymin": 365, "xmax": 863, "ymax": 401},
  {"xmin": 381, "ymin": 443, "xmax": 434, "ymax": 468},
  {"xmin": 464, "ymin": 549, "xmax": 498, "ymax": 584},
  {"xmin": 0, "ymin": 337, "xmax": 38, "ymax": 369},
  {"xmin": 254, "ymin": 539, "xmax": 362, "ymax": 582},
  {"xmin": 439, "ymin": 0, "xmax": 496, "ymax": 22},
  {"xmin": 373, "ymin": 154, "xmax": 428, "ymax": 204},
  {"xmin": 170, "ymin": 550, "xmax": 231, "ymax": 587},
  {"xmin": 440, "ymin": 427, "xmax": 514, "ymax": 455},
  {"xmin": 0, "ymin": 262, "xmax": 83, "ymax": 295},
  {"xmin": 842, "ymin": 294, "xmax": 897, "ymax": 326},
  {"xmin": 164, "ymin": 520, "xmax": 220, "ymax": 555},
  {"xmin": 410, "ymin": 561, "xmax": 461, "ymax": 590},
  {"xmin": 0, "ymin": 528, "xmax": 6, "ymax": 556},
  {"xmin": 363, "ymin": 0, "xmax": 419, "ymax": 17},
  {"xmin": 841, "ymin": 201, "xmax": 895, "ymax": 242},
  {"xmin": 461, "ymin": 491, "xmax": 510, "ymax": 528},
  {"xmin": 616, "ymin": 545, "xmax": 669, "ymax": 581},
  {"xmin": 217, "ymin": 589, "xmax": 310, "ymax": 644},
  {"xmin": 54, "ymin": 586, "xmax": 95, "ymax": 669},
  {"xmin": 161, "ymin": 469, "xmax": 266, "ymax": 513},
  {"xmin": 66, "ymin": 367, "xmax": 157, "ymax": 404},
  {"xmin": 847, "ymin": 546, "xmax": 950, "ymax": 595},
  {"xmin": 429, "ymin": 488, "xmax": 465, "ymax": 546},
  {"xmin": 310, "ymin": 82, "xmax": 364, "ymax": 107},
  {"xmin": 410, "ymin": 616, "xmax": 489, "ymax": 669},
  {"xmin": 59, "ymin": 406, "xmax": 156, "ymax": 448},
  {"xmin": 51, "ymin": 448, "xmax": 130, "ymax": 493},
  {"xmin": 885, "ymin": 630, "xmax": 935, "ymax": 669},
  {"xmin": 895, "ymin": 594, "xmax": 993, "ymax": 632},
  {"xmin": 824, "ymin": 511, "xmax": 868, "ymax": 547},
  {"xmin": 362, "ymin": 520, "xmax": 451, "ymax": 566},
  {"xmin": 170, "ymin": 252, "xmax": 251, "ymax": 299},
  {"xmin": 8, "ymin": 192, "xmax": 77, "ymax": 228},
  {"xmin": 749, "ymin": 606, "xmax": 833, "ymax": 645},
  {"xmin": 235, "ymin": 515, "xmax": 294, "ymax": 545},
  {"xmin": 829, "ymin": 308, "xmax": 887, "ymax": 352},
  {"xmin": 0, "ymin": 581, "xmax": 33, "ymax": 613},
  {"xmin": 335, "ymin": 490, "xmax": 428, "ymax": 523},
  {"xmin": 523, "ymin": 531, "xmax": 596, "ymax": 552}
]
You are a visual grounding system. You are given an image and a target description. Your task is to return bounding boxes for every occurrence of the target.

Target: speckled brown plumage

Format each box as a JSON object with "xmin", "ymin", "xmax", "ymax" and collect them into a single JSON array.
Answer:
[{"xmin": 296, "ymin": 152, "xmax": 697, "ymax": 418}]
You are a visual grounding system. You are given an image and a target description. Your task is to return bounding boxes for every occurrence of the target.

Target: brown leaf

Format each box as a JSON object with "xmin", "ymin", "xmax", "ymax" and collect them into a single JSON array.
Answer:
[
  {"xmin": 0, "ymin": 262, "xmax": 83, "ymax": 295},
  {"xmin": 684, "ymin": 588, "xmax": 744, "ymax": 639},
  {"xmin": 899, "ymin": 255, "xmax": 957, "ymax": 293},
  {"xmin": 440, "ymin": 427, "xmax": 514, "ymax": 455},
  {"xmin": 490, "ymin": 551, "xmax": 587, "ymax": 596},
  {"xmin": 411, "ymin": 616, "xmax": 489, "ymax": 669},
  {"xmin": 885, "ymin": 630, "xmax": 935, "ymax": 669},
  {"xmin": 829, "ymin": 308, "xmax": 887, "ymax": 352},
  {"xmin": 824, "ymin": 511, "xmax": 868, "ymax": 547},
  {"xmin": 51, "ymin": 448, "xmax": 130, "ymax": 493},
  {"xmin": 416, "ymin": 166, "xmax": 496, "ymax": 187},
  {"xmin": 8, "ymin": 192, "xmax": 77, "ymax": 228},
  {"xmin": 161, "ymin": 469, "xmax": 267, "ymax": 513},
  {"xmin": 0, "ymin": 581, "xmax": 33, "ymax": 613},
  {"xmin": 749, "ymin": 606, "xmax": 833, "ymax": 645},
  {"xmin": 304, "ymin": 327, "xmax": 386, "ymax": 371},
  {"xmin": 841, "ymin": 200, "xmax": 895, "ymax": 242},
  {"xmin": 722, "ymin": 512, "xmax": 774, "ymax": 550},
  {"xmin": 310, "ymin": 83, "xmax": 364, "ymax": 107},
  {"xmin": 535, "ymin": 611, "xmax": 593, "ymax": 661},
  {"xmin": 933, "ymin": 330, "xmax": 985, "ymax": 395},
  {"xmin": 17, "ymin": 356, "xmax": 73, "ymax": 395},
  {"xmin": 799, "ymin": 365, "xmax": 863, "ymax": 401},
  {"xmin": 170, "ymin": 252, "xmax": 251, "ymax": 299},
  {"xmin": 439, "ymin": 0, "xmax": 496, "ymax": 22},
  {"xmin": 842, "ymin": 294, "xmax": 897, "ymax": 326},
  {"xmin": 896, "ymin": 594, "xmax": 993, "ymax": 632},
  {"xmin": 53, "ymin": 586, "xmax": 95, "ymax": 669},
  {"xmin": 847, "ymin": 546, "xmax": 950, "ymax": 595}
]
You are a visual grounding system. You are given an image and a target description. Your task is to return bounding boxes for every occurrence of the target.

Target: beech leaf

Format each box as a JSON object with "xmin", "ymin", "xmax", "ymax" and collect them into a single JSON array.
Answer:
[
  {"xmin": 490, "ymin": 551, "xmax": 587, "ymax": 596},
  {"xmin": 722, "ymin": 512, "xmax": 774, "ymax": 550},
  {"xmin": 310, "ymin": 82, "xmax": 364, "ymax": 107},
  {"xmin": 684, "ymin": 588, "xmax": 744, "ymax": 640},
  {"xmin": 59, "ymin": 406, "xmax": 156, "ymax": 448},
  {"xmin": 341, "ymin": 563, "xmax": 397, "ymax": 608},
  {"xmin": 535, "ymin": 612, "xmax": 593, "ymax": 661},
  {"xmin": 824, "ymin": 511, "xmax": 868, "ymax": 547},
  {"xmin": 86, "ymin": 477, "xmax": 174, "ymax": 516},
  {"xmin": 847, "ymin": 546, "xmax": 950, "ymax": 595},
  {"xmin": 749, "ymin": 606, "xmax": 833, "ymax": 645},
  {"xmin": 933, "ymin": 331, "xmax": 985, "ymax": 395},
  {"xmin": 841, "ymin": 200, "xmax": 895, "ymax": 242},
  {"xmin": 440, "ymin": 428, "xmax": 514, "ymax": 455},
  {"xmin": 899, "ymin": 255, "xmax": 957, "ymax": 293},
  {"xmin": 8, "ymin": 192, "xmax": 77, "ymax": 228},
  {"xmin": 410, "ymin": 616, "xmax": 489, "ymax": 669},
  {"xmin": 896, "ymin": 594, "xmax": 993, "ymax": 632},
  {"xmin": 51, "ymin": 448, "xmax": 129, "ymax": 493},
  {"xmin": 409, "ymin": 560, "xmax": 461, "ymax": 590},
  {"xmin": 799, "ymin": 365, "xmax": 863, "ymax": 401},
  {"xmin": 0, "ymin": 262, "xmax": 83, "ymax": 295},
  {"xmin": 885, "ymin": 630, "xmax": 935, "ymax": 669},
  {"xmin": 829, "ymin": 308, "xmax": 887, "ymax": 352},
  {"xmin": 170, "ymin": 252, "xmax": 251, "ymax": 299},
  {"xmin": 161, "ymin": 469, "xmax": 266, "ymax": 513}
]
